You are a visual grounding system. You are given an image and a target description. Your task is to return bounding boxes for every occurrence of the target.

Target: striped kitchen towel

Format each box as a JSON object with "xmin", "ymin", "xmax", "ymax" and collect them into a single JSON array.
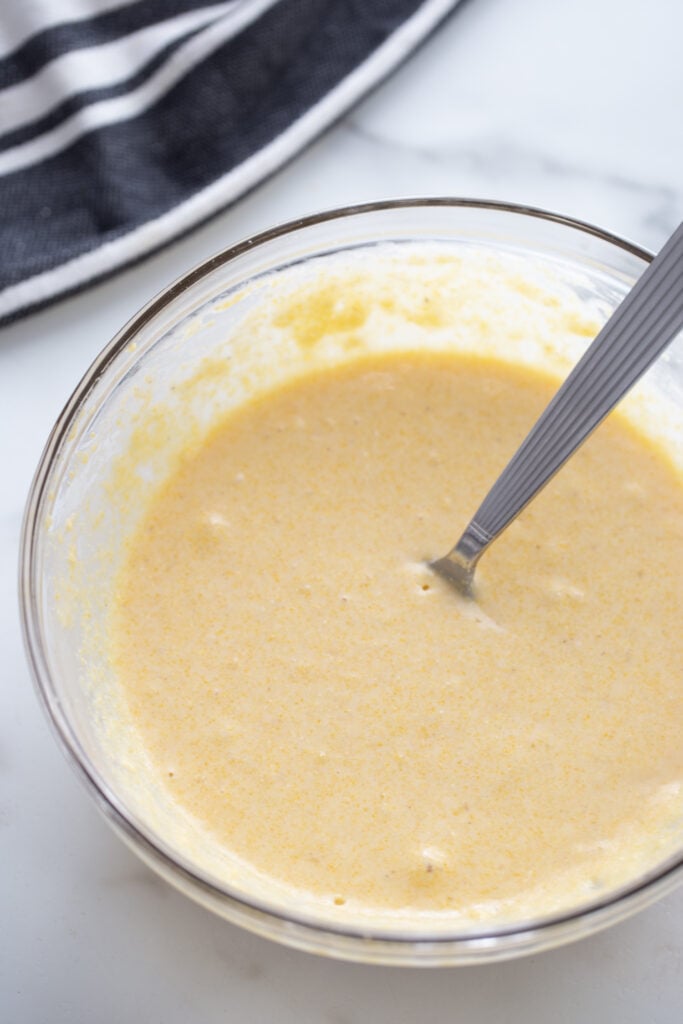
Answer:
[{"xmin": 0, "ymin": 0, "xmax": 461, "ymax": 324}]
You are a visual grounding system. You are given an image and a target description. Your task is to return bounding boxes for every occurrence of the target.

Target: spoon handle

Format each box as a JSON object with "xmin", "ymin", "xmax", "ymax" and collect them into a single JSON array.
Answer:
[{"xmin": 438, "ymin": 221, "xmax": 683, "ymax": 587}]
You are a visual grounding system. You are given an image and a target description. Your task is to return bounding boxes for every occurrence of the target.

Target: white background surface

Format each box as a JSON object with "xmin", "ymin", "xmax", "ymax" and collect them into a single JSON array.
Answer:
[{"xmin": 2, "ymin": 0, "xmax": 683, "ymax": 1019}]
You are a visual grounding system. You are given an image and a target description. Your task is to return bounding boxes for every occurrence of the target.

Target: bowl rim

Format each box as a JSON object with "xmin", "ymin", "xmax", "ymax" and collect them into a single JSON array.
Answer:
[{"xmin": 19, "ymin": 196, "xmax": 683, "ymax": 956}]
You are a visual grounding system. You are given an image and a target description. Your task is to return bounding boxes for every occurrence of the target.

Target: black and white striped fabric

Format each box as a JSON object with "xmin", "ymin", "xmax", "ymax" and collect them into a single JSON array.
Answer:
[{"xmin": 0, "ymin": 0, "xmax": 460, "ymax": 323}]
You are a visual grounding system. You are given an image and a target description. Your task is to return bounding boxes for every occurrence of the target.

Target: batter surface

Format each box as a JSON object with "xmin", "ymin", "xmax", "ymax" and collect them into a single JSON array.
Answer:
[{"xmin": 112, "ymin": 352, "xmax": 683, "ymax": 918}]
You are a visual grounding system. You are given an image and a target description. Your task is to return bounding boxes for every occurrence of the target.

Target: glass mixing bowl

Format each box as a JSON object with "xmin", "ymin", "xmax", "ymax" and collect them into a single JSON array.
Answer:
[{"xmin": 20, "ymin": 199, "xmax": 683, "ymax": 965}]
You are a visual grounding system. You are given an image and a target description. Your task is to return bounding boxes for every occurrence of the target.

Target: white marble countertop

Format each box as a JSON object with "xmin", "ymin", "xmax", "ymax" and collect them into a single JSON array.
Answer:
[{"xmin": 3, "ymin": 0, "xmax": 682, "ymax": 1019}]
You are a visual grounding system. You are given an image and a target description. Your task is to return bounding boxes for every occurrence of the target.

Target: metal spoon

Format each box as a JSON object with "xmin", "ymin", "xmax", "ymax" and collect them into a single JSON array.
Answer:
[{"xmin": 431, "ymin": 221, "xmax": 683, "ymax": 596}]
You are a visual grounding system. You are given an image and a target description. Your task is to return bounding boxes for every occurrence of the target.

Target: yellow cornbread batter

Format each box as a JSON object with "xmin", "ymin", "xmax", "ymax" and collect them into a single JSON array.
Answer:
[{"xmin": 112, "ymin": 347, "xmax": 683, "ymax": 919}]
